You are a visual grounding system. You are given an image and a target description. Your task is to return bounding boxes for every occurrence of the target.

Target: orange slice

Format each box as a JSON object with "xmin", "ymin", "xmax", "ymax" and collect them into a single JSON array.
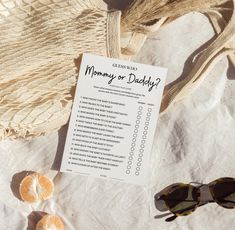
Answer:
[
  {"xmin": 19, "ymin": 173, "xmax": 54, "ymax": 203},
  {"xmin": 36, "ymin": 214, "xmax": 64, "ymax": 230}
]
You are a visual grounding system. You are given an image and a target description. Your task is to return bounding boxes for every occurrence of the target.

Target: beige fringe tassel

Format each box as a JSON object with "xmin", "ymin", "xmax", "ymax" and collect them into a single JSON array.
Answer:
[{"xmin": 121, "ymin": 0, "xmax": 235, "ymax": 114}]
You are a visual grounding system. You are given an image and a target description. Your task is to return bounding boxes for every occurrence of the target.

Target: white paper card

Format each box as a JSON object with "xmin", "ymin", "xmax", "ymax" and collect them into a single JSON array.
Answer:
[{"xmin": 60, "ymin": 53, "xmax": 167, "ymax": 185}]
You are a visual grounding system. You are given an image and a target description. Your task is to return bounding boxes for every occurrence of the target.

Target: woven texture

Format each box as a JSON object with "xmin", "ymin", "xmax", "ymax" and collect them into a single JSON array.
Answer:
[{"xmin": 0, "ymin": 0, "xmax": 121, "ymax": 140}]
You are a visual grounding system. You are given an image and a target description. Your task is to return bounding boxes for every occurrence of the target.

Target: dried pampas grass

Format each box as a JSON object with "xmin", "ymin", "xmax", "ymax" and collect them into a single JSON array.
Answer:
[
  {"xmin": 122, "ymin": 0, "xmax": 229, "ymax": 32},
  {"xmin": 121, "ymin": 0, "xmax": 235, "ymax": 114}
]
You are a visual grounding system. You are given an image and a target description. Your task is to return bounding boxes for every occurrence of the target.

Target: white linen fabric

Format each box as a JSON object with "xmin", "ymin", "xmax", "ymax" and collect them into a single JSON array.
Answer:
[{"xmin": 0, "ymin": 12, "xmax": 234, "ymax": 230}]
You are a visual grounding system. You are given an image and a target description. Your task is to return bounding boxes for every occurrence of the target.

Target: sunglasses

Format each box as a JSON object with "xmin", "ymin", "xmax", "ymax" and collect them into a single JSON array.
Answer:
[{"xmin": 154, "ymin": 177, "xmax": 235, "ymax": 222}]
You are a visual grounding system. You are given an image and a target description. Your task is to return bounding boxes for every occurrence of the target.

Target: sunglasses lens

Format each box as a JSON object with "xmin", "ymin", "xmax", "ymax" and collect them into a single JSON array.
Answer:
[
  {"xmin": 212, "ymin": 178, "xmax": 235, "ymax": 209},
  {"xmin": 164, "ymin": 185, "xmax": 199, "ymax": 216}
]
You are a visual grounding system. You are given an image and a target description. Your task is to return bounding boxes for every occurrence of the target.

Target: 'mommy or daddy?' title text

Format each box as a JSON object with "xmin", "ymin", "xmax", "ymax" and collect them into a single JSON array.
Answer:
[{"xmin": 84, "ymin": 65, "xmax": 161, "ymax": 92}]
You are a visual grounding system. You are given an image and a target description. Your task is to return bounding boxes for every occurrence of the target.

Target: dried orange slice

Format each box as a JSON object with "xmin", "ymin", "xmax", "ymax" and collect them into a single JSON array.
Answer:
[
  {"xmin": 36, "ymin": 214, "xmax": 64, "ymax": 230},
  {"xmin": 19, "ymin": 173, "xmax": 54, "ymax": 203}
]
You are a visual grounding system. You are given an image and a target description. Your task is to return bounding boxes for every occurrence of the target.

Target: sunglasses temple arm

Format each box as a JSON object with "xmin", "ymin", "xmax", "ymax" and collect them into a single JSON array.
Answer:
[
  {"xmin": 165, "ymin": 214, "xmax": 178, "ymax": 222},
  {"xmin": 154, "ymin": 212, "xmax": 178, "ymax": 222}
]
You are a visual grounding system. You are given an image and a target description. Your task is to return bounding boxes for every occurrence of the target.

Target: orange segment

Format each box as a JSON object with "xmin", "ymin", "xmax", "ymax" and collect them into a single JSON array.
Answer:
[
  {"xmin": 36, "ymin": 214, "xmax": 64, "ymax": 230},
  {"xmin": 19, "ymin": 173, "xmax": 54, "ymax": 203}
]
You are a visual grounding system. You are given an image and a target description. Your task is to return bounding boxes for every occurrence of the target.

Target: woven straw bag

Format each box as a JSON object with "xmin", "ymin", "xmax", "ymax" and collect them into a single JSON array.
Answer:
[
  {"xmin": 0, "ymin": 0, "xmax": 121, "ymax": 139},
  {"xmin": 0, "ymin": 0, "xmax": 235, "ymax": 140}
]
